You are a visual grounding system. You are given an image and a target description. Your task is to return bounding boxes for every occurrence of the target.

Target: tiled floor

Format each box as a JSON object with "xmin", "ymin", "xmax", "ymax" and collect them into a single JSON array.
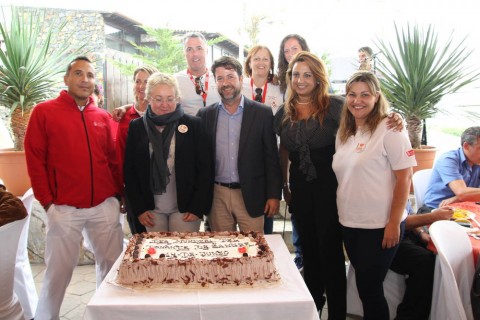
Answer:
[
  {"xmin": 32, "ymin": 264, "xmax": 96, "ymax": 320},
  {"xmin": 30, "ymin": 218, "xmax": 357, "ymax": 319}
]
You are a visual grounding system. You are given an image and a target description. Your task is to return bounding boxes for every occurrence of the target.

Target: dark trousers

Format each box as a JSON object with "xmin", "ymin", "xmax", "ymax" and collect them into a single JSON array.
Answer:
[
  {"xmin": 390, "ymin": 235, "xmax": 435, "ymax": 320},
  {"xmin": 263, "ymin": 216, "xmax": 273, "ymax": 234},
  {"xmin": 126, "ymin": 212, "xmax": 146, "ymax": 234},
  {"xmin": 343, "ymin": 222, "xmax": 405, "ymax": 320},
  {"xmin": 417, "ymin": 205, "xmax": 434, "ymax": 214},
  {"xmin": 125, "ymin": 195, "xmax": 146, "ymax": 234},
  {"xmin": 292, "ymin": 184, "xmax": 346, "ymax": 319}
]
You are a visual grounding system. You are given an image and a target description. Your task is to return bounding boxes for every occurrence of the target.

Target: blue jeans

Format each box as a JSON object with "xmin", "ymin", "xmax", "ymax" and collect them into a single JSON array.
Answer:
[
  {"xmin": 291, "ymin": 212, "xmax": 303, "ymax": 258},
  {"xmin": 343, "ymin": 221, "xmax": 405, "ymax": 320}
]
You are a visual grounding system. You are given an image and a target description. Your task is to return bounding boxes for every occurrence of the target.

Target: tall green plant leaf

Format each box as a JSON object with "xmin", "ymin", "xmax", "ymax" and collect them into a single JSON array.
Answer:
[
  {"xmin": 0, "ymin": 6, "xmax": 85, "ymax": 113},
  {"xmin": 111, "ymin": 27, "xmax": 187, "ymax": 75},
  {"xmin": 375, "ymin": 23, "xmax": 480, "ymax": 148}
]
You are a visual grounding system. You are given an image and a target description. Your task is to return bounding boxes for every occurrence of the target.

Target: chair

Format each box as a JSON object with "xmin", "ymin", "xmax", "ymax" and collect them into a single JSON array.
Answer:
[
  {"xmin": 14, "ymin": 188, "xmax": 39, "ymax": 319},
  {"xmin": 346, "ymin": 264, "xmax": 406, "ymax": 319},
  {"xmin": 0, "ymin": 216, "xmax": 27, "ymax": 320},
  {"xmin": 429, "ymin": 220, "xmax": 475, "ymax": 320},
  {"xmin": 412, "ymin": 169, "xmax": 433, "ymax": 211}
]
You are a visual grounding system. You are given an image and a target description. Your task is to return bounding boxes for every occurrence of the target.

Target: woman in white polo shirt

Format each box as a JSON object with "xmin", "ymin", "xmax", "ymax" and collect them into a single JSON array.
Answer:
[{"xmin": 332, "ymin": 71, "xmax": 416, "ymax": 320}]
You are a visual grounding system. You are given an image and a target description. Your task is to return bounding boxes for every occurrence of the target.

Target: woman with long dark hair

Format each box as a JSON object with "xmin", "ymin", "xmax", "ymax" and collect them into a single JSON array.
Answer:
[{"xmin": 274, "ymin": 52, "xmax": 346, "ymax": 318}]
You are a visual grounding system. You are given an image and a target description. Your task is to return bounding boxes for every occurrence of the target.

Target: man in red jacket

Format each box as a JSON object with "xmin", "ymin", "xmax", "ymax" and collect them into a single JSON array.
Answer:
[{"xmin": 24, "ymin": 56, "xmax": 123, "ymax": 320}]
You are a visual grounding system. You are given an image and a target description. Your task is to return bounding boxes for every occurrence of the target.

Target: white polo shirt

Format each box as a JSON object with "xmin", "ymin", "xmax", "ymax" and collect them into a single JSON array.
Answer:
[{"xmin": 332, "ymin": 119, "xmax": 417, "ymax": 228}]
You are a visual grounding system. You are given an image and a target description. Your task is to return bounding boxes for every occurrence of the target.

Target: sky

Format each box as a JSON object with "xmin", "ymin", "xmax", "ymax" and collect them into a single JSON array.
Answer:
[{"xmin": 2, "ymin": 0, "xmax": 480, "ymax": 81}]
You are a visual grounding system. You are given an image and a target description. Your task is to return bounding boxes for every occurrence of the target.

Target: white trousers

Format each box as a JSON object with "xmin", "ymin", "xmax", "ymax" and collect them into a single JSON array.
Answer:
[
  {"xmin": 35, "ymin": 197, "xmax": 123, "ymax": 320},
  {"xmin": 83, "ymin": 212, "xmax": 127, "ymax": 252}
]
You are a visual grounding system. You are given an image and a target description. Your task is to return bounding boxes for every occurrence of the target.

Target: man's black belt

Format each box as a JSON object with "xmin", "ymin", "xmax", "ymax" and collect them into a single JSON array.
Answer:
[{"xmin": 214, "ymin": 181, "xmax": 241, "ymax": 189}]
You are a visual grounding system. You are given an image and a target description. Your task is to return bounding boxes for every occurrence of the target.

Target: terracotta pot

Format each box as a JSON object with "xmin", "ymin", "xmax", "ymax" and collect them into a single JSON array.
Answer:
[
  {"xmin": 413, "ymin": 146, "xmax": 437, "ymax": 174},
  {"xmin": 0, "ymin": 149, "xmax": 31, "ymax": 196}
]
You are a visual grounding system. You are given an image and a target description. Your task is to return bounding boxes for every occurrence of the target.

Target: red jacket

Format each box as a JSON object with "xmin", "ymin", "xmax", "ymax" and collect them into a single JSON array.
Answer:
[
  {"xmin": 25, "ymin": 90, "xmax": 121, "ymax": 208},
  {"xmin": 115, "ymin": 105, "xmax": 140, "ymax": 184}
]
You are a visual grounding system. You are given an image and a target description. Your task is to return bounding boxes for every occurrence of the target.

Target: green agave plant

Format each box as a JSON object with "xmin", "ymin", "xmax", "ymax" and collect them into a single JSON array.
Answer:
[
  {"xmin": 0, "ymin": 6, "xmax": 84, "ymax": 150},
  {"xmin": 375, "ymin": 23, "xmax": 480, "ymax": 149}
]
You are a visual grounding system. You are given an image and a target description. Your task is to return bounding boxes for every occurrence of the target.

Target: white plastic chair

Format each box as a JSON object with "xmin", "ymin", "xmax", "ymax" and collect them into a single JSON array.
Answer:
[
  {"xmin": 412, "ymin": 169, "xmax": 433, "ymax": 211},
  {"xmin": 346, "ymin": 264, "xmax": 406, "ymax": 319},
  {"xmin": 14, "ymin": 188, "xmax": 38, "ymax": 320},
  {"xmin": 430, "ymin": 220, "xmax": 474, "ymax": 320},
  {"xmin": 0, "ymin": 216, "xmax": 27, "ymax": 320}
]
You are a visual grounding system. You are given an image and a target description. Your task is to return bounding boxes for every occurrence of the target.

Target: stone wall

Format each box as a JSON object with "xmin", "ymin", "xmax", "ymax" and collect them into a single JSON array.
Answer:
[
  {"xmin": 0, "ymin": 8, "xmax": 109, "ymax": 146},
  {"xmin": 0, "ymin": 106, "xmax": 13, "ymax": 148},
  {"xmin": 24, "ymin": 7, "xmax": 106, "ymax": 82}
]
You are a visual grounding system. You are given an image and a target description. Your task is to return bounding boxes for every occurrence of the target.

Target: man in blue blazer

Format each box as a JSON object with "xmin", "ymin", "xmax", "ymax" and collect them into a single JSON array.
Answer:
[{"xmin": 197, "ymin": 56, "xmax": 282, "ymax": 232}]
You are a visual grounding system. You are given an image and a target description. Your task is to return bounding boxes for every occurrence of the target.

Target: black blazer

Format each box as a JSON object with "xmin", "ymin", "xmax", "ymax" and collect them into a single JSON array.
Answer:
[
  {"xmin": 197, "ymin": 96, "xmax": 282, "ymax": 218},
  {"xmin": 124, "ymin": 113, "xmax": 212, "ymax": 219}
]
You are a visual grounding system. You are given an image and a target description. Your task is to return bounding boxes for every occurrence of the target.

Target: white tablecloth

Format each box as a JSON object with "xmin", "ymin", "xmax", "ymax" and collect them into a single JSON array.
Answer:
[{"xmin": 83, "ymin": 234, "xmax": 319, "ymax": 320}]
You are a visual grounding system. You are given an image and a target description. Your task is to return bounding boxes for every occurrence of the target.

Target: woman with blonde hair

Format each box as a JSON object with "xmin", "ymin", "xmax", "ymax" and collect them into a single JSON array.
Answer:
[
  {"xmin": 124, "ymin": 72, "xmax": 211, "ymax": 232},
  {"xmin": 333, "ymin": 71, "xmax": 415, "ymax": 319}
]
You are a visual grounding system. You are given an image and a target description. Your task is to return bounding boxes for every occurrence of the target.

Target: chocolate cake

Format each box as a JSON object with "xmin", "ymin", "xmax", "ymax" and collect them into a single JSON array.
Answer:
[{"xmin": 116, "ymin": 231, "xmax": 279, "ymax": 286}]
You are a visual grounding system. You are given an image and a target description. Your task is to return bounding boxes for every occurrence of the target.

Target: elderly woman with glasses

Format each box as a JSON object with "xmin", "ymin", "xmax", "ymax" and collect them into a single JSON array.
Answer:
[{"xmin": 124, "ymin": 72, "xmax": 212, "ymax": 232}]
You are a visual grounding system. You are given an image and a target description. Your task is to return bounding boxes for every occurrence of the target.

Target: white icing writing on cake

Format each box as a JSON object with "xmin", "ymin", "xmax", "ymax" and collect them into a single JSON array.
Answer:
[{"xmin": 141, "ymin": 237, "xmax": 258, "ymax": 260}]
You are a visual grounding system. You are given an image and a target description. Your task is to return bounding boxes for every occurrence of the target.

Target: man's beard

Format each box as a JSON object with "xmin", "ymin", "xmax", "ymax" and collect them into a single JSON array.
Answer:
[{"xmin": 219, "ymin": 85, "xmax": 241, "ymax": 101}]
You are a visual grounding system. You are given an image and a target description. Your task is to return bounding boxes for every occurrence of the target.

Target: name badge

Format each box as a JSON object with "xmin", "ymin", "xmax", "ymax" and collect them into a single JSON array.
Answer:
[
  {"xmin": 355, "ymin": 143, "xmax": 366, "ymax": 153},
  {"xmin": 178, "ymin": 124, "xmax": 188, "ymax": 133}
]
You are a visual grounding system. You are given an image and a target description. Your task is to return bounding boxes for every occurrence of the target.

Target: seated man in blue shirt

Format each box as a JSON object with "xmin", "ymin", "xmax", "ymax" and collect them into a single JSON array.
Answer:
[{"xmin": 420, "ymin": 126, "xmax": 480, "ymax": 212}]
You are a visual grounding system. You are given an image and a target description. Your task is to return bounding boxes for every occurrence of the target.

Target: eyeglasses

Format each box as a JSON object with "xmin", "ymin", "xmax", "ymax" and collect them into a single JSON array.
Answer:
[
  {"xmin": 150, "ymin": 97, "xmax": 176, "ymax": 104},
  {"xmin": 195, "ymin": 77, "xmax": 205, "ymax": 95},
  {"xmin": 254, "ymin": 88, "xmax": 263, "ymax": 103}
]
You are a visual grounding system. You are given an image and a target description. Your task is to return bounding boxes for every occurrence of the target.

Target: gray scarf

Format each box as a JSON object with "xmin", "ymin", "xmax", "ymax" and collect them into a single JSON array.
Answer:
[{"xmin": 142, "ymin": 104, "xmax": 184, "ymax": 194}]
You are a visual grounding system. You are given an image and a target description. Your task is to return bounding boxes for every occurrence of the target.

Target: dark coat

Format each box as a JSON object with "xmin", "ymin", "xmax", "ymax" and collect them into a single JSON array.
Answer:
[
  {"xmin": 124, "ymin": 113, "xmax": 213, "ymax": 219},
  {"xmin": 197, "ymin": 96, "xmax": 282, "ymax": 217}
]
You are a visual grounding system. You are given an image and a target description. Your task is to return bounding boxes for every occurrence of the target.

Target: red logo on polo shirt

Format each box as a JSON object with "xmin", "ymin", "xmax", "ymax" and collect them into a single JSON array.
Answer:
[{"xmin": 406, "ymin": 149, "xmax": 415, "ymax": 157}]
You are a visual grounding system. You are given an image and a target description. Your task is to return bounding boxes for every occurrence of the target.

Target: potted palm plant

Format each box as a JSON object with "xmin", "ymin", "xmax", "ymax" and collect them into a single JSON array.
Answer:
[
  {"xmin": 376, "ymin": 24, "xmax": 480, "ymax": 170},
  {"xmin": 0, "ymin": 6, "xmax": 83, "ymax": 194}
]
